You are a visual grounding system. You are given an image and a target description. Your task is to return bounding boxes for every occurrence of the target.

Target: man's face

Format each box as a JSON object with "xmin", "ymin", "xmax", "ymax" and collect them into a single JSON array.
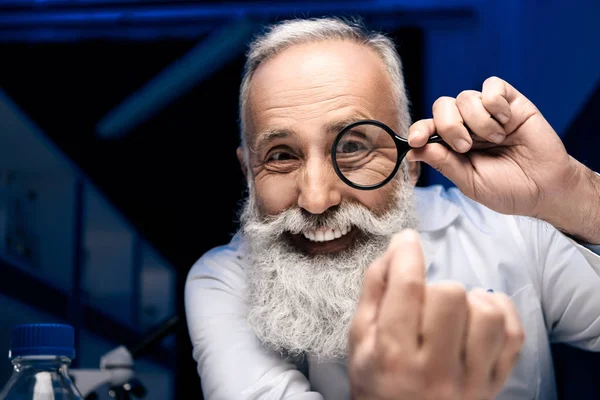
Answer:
[
  {"xmin": 239, "ymin": 39, "xmax": 418, "ymax": 359},
  {"xmin": 244, "ymin": 40, "xmax": 402, "ymax": 250}
]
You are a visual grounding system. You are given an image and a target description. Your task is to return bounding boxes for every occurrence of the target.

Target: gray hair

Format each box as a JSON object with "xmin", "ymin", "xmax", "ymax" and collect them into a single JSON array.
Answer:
[{"xmin": 238, "ymin": 16, "xmax": 411, "ymax": 174}]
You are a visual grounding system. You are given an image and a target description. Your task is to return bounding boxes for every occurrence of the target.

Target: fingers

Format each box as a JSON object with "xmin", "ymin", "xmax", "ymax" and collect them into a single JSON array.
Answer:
[
  {"xmin": 408, "ymin": 77, "xmax": 526, "ymax": 154},
  {"xmin": 420, "ymin": 282, "xmax": 468, "ymax": 378},
  {"xmin": 350, "ymin": 255, "xmax": 389, "ymax": 342},
  {"xmin": 456, "ymin": 90, "xmax": 507, "ymax": 144},
  {"xmin": 462, "ymin": 289, "xmax": 509, "ymax": 399},
  {"xmin": 408, "ymin": 118, "xmax": 436, "ymax": 148},
  {"xmin": 481, "ymin": 76, "xmax": 511, "ymax": 125},
  {"xmin": 488, "ymin": 292, "xmax": 525, "ymax": 394},
  {"xmin": 377, "ymin": 229, "xmax": 426, "ymax": 349},
  {"xmin": 433, "ymin": 97, "xmax": 473, "ymax": 153},
  {"xmin": 406, "ymin": 143, "xmax": 473, "ymax": 194}
]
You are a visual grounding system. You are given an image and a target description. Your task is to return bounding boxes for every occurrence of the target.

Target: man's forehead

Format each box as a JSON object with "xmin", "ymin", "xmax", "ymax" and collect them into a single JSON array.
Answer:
[
  {"xmin": 246, "ymin": 40, "xmax": 397, "ymax": 142},
  {"xmin": 250, "ymin": 40, "xmax": 387, "ymax": 90}
]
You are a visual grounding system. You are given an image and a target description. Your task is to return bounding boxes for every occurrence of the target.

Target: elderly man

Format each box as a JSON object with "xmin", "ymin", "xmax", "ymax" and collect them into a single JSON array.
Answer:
[{"xmin": 185, "ymin": 17, "xmax": 600, "ymax": 400}]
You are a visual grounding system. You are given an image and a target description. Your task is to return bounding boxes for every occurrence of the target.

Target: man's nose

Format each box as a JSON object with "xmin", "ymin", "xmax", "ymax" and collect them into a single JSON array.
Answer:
[{"xmin": 297, "ymin": 158, "xmax": 342, "ymax": 215}]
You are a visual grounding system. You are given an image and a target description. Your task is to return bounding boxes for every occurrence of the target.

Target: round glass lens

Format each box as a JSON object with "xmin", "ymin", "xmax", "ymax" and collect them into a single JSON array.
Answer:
[{"xmin": 333, "ymin": 122, "xmax": 398, "ymax": 188}]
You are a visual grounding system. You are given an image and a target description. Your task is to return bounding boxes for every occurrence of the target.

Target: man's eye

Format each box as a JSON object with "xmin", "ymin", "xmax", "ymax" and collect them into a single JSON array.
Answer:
[
  {"xmin": 262, "ymin": 149, "xmax": 300, "ymax": 173},
  {"xmin": 266, "ymin": 151, "xmax": 296, "ymax": 162},
  {"xmin": 337, "ymin": 140, "xmax": 367, "ymax": 154}
]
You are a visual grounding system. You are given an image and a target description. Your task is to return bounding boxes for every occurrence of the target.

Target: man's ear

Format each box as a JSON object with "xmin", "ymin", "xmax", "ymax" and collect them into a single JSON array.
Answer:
[
  {"xmin": 237, "ymin": 147, "xmax": 248, "ymax": 179},
  {"xmin": 408, "ymin": 161, "xmax": 421, "ymax": 186}
]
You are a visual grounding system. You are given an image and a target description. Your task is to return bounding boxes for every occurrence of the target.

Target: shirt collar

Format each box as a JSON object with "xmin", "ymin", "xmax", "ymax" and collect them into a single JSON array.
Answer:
[{"xmin": 414, "ymin": 185, "xmax": 462, "ymax": 233}]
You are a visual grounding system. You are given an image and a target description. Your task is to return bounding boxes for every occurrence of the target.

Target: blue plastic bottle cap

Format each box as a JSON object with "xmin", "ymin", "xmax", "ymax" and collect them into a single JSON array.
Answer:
[{"xmin": 9, "ymin": 323, "xmax": 76, "ymax": 359}]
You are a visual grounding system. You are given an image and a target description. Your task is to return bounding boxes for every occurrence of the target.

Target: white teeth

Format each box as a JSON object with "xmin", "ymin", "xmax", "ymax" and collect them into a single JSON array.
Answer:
[
  {"xmin": 315, "ymin": 231, "xmax": 324, "ymax": 242},
  {"xmin": 302, "ymin": 226, "xmax": 352, "ymax": 242}
]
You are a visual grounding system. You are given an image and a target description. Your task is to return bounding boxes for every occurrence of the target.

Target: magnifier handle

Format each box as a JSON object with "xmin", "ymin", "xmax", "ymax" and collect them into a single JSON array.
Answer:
[
  {"xmin": 425, "ymin": 134, "xmax": 444, "ymax": 144},
  {"xmin": 425, "ymin": 125, "xmax": 476, "ymax": 145}
]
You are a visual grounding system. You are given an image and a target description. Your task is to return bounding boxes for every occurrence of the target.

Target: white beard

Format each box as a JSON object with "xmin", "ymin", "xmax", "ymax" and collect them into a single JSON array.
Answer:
[{"xmin": 239, "ymin": 175, "xmax": 419, "ymax": 361}]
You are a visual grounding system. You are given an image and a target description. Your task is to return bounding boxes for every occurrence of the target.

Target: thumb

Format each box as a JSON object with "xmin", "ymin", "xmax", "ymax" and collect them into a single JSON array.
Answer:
[{"xmin": 406, "ymin": 144, "xmax": 473, "ymax": 191}]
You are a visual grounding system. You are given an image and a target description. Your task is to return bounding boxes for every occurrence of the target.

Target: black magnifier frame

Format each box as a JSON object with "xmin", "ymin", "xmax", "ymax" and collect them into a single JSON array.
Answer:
[{"xmin": 331, "ymin": 119, "xmax": 444, "ymax": 190}]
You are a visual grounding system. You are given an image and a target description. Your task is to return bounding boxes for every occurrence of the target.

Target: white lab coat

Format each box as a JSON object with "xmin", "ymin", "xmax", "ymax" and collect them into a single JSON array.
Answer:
[{"xmin": 185, "ymin": 185, "xmax": 600, "ymax": 400}]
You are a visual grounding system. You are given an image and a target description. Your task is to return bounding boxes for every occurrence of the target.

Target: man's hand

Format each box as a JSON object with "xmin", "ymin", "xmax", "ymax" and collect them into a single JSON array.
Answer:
[
  {"xmin": 348, "ymin": 230, "xmax": 524, "ymax": 400},
  {"xmin": 406, "ymin": 76, "xmax": 600, "ymax": 243}
]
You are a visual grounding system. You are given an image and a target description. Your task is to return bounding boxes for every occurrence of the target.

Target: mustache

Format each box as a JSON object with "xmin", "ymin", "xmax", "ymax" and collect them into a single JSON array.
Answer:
[{"xmin": 241, "ymin": 200, "xmax": 405, "ymax": 240}]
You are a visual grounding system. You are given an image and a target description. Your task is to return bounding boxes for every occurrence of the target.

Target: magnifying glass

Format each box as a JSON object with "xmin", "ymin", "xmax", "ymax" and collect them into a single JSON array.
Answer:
[{"xmin": 331, "ymin": 119, "xmax": 444, "ymax": 190}]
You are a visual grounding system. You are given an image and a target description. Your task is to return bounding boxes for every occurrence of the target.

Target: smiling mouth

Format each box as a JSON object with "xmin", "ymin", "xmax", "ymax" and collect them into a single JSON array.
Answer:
[{"xmin": 288, "ymin": 225, "xmax": 360, "ymax": 255}]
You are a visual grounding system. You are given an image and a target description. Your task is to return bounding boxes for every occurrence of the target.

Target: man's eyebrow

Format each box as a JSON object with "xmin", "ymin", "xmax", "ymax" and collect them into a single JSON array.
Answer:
[
  {"xmin": 253, "ymin": 128, "xmax": 295, "ymax": 151},
  {"xmin": 258, "ymin": 128, "xmax": 293, "ymax": 143},
  {"xmin": 324, "ymin": 116, "xmax": 370, "ymax": 134},
  {"xmin": 253, "ymin": 115, "xmax": 370, "ymax": 149}
]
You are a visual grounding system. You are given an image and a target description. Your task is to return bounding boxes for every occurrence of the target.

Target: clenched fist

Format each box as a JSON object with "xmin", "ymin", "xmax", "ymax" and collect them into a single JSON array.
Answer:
[{"xmin": 348, "ymin": 230, "xmax": 525, "ymax": 400}]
